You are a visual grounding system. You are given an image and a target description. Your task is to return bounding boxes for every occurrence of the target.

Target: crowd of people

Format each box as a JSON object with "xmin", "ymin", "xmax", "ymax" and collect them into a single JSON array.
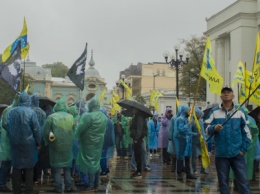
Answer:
[{"xmin": 0, "ymin": 86, "xmax": 260, "ymax": 194}]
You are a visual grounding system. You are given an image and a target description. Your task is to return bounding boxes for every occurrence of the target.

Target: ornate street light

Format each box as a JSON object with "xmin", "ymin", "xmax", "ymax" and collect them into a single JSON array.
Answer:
[{"xmin": 163, "ymin": 45, "xmax": 190, "ymax": 100}]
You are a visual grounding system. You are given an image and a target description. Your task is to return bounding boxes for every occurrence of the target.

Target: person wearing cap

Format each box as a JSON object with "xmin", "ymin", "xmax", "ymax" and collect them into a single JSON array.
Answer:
[{"xmin": 205, "ymin": 86, "xmax": 252, "ymax": 194}]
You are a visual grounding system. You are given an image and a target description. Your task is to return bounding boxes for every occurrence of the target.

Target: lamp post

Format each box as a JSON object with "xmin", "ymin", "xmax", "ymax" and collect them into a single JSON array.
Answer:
[
  {"xmin": 152, "ymin": 73, "xmax": 159, "ymax": 113},
  {"xmin": 163, "ymin": 45, "xmax": 190, "ymax": 100}
]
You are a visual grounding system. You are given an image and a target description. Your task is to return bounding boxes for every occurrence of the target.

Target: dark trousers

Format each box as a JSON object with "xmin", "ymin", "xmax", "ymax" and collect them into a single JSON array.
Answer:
[
  {"xmin": 177, "ymin": 157, "xmax": 192, "ymax": 175},
  {"xmin": 162, "ymin": 148, "xmax": 171, "ymax": 163},
  {"xmin": 133, "ymin": 140, "xmax": 142, "ymax": 173},
  {"xmin": 115, "ymin": 134, "xmax": 125, "ymax": 157},
  {"xmin": 12, "ymin": 168, "xmax": 34, "ymax": 194}
]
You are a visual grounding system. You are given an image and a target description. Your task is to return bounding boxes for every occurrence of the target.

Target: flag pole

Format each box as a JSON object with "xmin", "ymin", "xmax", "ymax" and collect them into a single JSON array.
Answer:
[
  {"xmin": 23, "ymin": 59, "xmax": 25, "ymax": 90},
  {"xmin": 206, "ymin": 83, "xmax": 260, "ymax": 142}
]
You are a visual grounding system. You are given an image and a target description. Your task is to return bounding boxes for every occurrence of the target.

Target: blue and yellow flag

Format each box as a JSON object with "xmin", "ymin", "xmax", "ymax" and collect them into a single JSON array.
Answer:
[
  {"xmin": 232, "ymin": 61, "xmax": 245, "ymax": 88},
  {"xmin": 200, "ymin": 37, "xmax": 223, "ymax": 95},
  {"xmin": 2, "ymin": 18, "xmax": 30, "ymax": 62},
  {"xmin": 252, "ymin": 31, "xmax": 260, "ymax": 87}
]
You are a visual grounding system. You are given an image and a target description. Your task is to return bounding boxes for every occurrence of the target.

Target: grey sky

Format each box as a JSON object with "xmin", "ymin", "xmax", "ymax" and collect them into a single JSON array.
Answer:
[{"xmin": 0, "ymin": 0, "xmax": 236, "ymax": 89}]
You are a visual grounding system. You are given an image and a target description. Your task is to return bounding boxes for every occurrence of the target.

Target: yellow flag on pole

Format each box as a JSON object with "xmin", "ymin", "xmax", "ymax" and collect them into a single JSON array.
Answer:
[
  {"xmin": 193, "ymin": 111, "xmax": 210, "ymax": 169},
  {"xmin": 252, "ymin": 31, "xmax": 260, "ymax": 86},
  {"xmin": 99, "ymin": 87, "xmax": 107, "ymax": 106},
  {"xmin": 2, "ymin": 18, "xmax": 30, "ymax": 62},
  {"xmin": 25, "ymin": 84, "xmax": 30, "ymax": 93},
  {"xmin": 176, "ymin": 97, "xmax": 180, "ymax": 108},
  {"xmin": 232, "ymin": 61, "xmax": 246, "ymax": 88},
  {"xmin": 200, "ymin": 37, "xmax": 223, "ymax": 95},
  {"xmin": 119, "ymin": 79, "xmax": 133, "ymax": 100}
]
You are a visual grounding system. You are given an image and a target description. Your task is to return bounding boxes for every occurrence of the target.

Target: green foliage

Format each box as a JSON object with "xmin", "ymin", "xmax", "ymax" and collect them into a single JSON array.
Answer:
[
  {"xmin": 42, "ymin": 62, "xmax": 69, "ymax": 78},
  {"xmin": 179, "ymin": 35, "xmax": 207, "ymax": 101},
  {"xmin": 135, "ymin": 94, "xmax": 146, "ymax": 105}
]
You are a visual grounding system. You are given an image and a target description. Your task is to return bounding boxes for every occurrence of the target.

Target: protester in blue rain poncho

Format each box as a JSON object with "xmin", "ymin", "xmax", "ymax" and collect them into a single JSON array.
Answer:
[
  {"xmin": 74, "ymin": 96, "xmax": 108, "ymax": 191},
  {"xmin": 7, "ymin": 91, "xmax": 41, "ymax": 194},
  {"xmin": 42, "ymin": 98, "xmax": 74, "ymax": 193},
  {"xmin": 100, "ymin": 108, "xmax": 115, "ymax": 176},
  {"xmin": 175, "ymin": 105, "xmax": 197, "ymax": 180},
  {"xmin": 191, "ymin": 107, "xmax": 206, "ymax": 175},
  {"xmin": 30, "ymin": 93, "xmax": 47, "ymax": 183},
  {"xmin": 148, "ymin": 114, "xmax": 160, "ymax": 156},
  {"xmin": 0, "ymin": 93, "xmax": 20, "ymax": 192}
]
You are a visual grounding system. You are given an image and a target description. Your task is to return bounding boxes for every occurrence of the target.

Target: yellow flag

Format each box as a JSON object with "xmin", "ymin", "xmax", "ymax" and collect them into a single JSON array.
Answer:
[
  {"xmin": 119, "ymin": 79, "xmax": 133, "ymax": 100},
  {"xmin": 150, "ymin": 90, "xmax": 155, "ymax": 105},
  {"xmin": 176, "ymin": 97, "xmax": 180, "ymax": 108},
  {"xmin": 99, "ymin": 87, "xmax": 107, "ymax": 106},
  {"xmin": 232, "ymin": 61, "xmax": 245, "ymax": 88},
  {"xmin": 25, "ymin": 84, "xmax": 30, "ymax": 93},
  {"xmin": 252, "ymin": 31, "xmax": 260, "ymax": 85},
  {"xmin": 2, "ymin": 18, "xmax": 30, "ymax": 62},
  {"xmin": 243, "ymin": 70, "xmax": 260, "ymax": 106},
  {"xmin": 112, "ymin": 91, "xmax": 120, "ymax": 101},
  {"xmin": 193, "ymin": 111, "xmax": 210, "ymax": 169},
  {"xmin": 239, "ymin": 85, "xmax": 246, "ymax": 103},
  {"xmin": 150, "ymin": 90, "xmax": 163, "ymax": 110},
  {"xmin": 200, "ymin": 37, "xmax": 223, "ymax": 95}
]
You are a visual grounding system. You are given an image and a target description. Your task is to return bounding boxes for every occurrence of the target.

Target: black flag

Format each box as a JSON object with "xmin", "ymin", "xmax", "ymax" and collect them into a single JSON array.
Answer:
[
  {"xmin": 0, "ymin": 43, "xmax": 22, "ymax": 91},
  {"xmin": 67, "ymin": 43, "xmax": 87, "ymax": 90}
]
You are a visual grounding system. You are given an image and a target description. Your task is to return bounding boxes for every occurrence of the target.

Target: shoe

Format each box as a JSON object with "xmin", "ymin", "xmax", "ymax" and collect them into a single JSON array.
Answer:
[
  {"xmin": 186, "ymin": 174, "xmax": 197, "ymax": 179},
  {"xmin": 150, "ymin": 154, "xmax": 152, "ymax": 157},
  {"xmin": 131, "ymin": 172, "xmax": 142, "ymax": 179},
  {"xmin": 131, "ymin": 167, "xmax": 137, "ymax": 172},
  {"xmin": 64, "ymin": 188, "xmax": 75, "ymax": 193},
  {"xmin": 75, "ymin": 182, "xmax": 88, "ymax": 187},
  {"xmin": 106, "ymin": 169, "xmax": 110, "ymax": 173},
  {"xmin": 177, "ymin": 174, "xmax": 183, "ymax": 180},
  {"xmin": 100, "ymin": 172, "xmax": 107, "ymax": 177},
  {"xmin": 144, "ymin": 166, "xmax": 151, "ymax": 172},
  {"xmin": 194, "ymin": 171, "xmax": 199, "ymax": 176},
  {"xmin": 155, "ymin": 154, "xmax": 160, "ymax": 157},
  {"xmin": 0, "ymin": 186, "xmax": 11, "ymax": 192},
  {"xmin": 81, "ymin": 187, "xmax": 95, "ymax": 192},
  {"xmin": 46, "ymin": 189, "xmax": 62, "ymax": 193}
]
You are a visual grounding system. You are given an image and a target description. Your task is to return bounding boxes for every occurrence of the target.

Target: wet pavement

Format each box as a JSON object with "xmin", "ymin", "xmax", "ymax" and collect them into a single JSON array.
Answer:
[{"xmin": 6, "ymin": 150, "xmax": 260, "ymax": 193}]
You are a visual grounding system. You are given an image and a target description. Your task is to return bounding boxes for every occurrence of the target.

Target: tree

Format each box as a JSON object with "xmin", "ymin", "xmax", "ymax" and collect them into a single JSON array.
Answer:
[
  {"xmin": 42, "ymin": 62, "xmax": 69, "ymax": 78},
  {"xmin": 179, "ymin": 35, "xmax": 207, "ymax": 101}
]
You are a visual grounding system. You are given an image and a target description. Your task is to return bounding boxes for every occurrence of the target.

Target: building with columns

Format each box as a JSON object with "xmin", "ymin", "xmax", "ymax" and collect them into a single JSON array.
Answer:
[{"xmin": 205, "ymin": 0, "xmax": 259, "ymax": 108}]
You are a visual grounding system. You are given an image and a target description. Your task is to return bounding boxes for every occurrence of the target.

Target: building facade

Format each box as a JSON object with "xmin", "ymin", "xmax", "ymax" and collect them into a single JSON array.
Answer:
[{"xmin": 205, "ymin": 0, "xmax": 259, "ymax": 108}]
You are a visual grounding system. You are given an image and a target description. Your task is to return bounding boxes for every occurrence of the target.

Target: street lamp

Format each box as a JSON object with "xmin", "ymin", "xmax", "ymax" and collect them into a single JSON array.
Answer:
[{"xmin": 163, "ymin": 45, "xmax": 190, "ymax": 100}]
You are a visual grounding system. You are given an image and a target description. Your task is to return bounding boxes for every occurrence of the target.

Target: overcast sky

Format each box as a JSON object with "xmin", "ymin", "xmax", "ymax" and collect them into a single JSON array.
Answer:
[{"xmin": 0, "ymin": 0, "xmax": 236, "ymax": 89}]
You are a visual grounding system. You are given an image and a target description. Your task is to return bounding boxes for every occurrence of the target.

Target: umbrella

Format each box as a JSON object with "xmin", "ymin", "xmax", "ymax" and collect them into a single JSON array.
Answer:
[
  {"xmin": 249, "ymin": 106, "xmax": 260, "ymax": 122},
  {"xmin": 0, "ymin": 104, "xmax": 8, "ymax": 117},
  {"xmin": 117, "ymin": 99, "xmax": 152, "ymax": 119},
  {"xmin": 39, "ymin": 96, "xmax": 56, "ymax": 109}
]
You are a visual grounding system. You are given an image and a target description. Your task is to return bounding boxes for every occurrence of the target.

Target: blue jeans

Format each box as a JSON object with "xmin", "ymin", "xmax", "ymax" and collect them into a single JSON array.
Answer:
[
  {"xmin": 0, "ymin": 160, "xmax": 11, "ymax": 187},
  {"xmin": 100, "ymin": 158, "xmax": 108, "ymax": 173},
  {"xmin": 88, "ymin": 169, "xmax": 100, "ymax": 189},
  {"xmin": 215, "ymin": 154, "xmax": 250, "ymax": 194},
  {"xmin": 115, "ymin": 134, "xmax": 125, "ymax": 156},
  {"xmin": 131, "ymin": 139, "xmax": 148, "ymax": 169},
  {"xmin": 53, "ymin": 167, "xmax": 72, "ymax": 192}
]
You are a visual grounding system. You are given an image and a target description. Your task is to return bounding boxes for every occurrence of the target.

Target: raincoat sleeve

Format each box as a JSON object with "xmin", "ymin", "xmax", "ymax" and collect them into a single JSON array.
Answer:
[
  {"xmin": 240, "ymin": 114, "xmax": 252, "ymax": 154},
  {"xmin": 42, "ymin": 116, "xmax": 52, "ymax": 146},
  {"xmin": 74, "ymin": 113, "xmax": 92, "ymax": 140},
  {"xmin": 176, "ymin": 117, "xmax": 191, "ymax": 135},
  {"xmin": 168, "ymin": 118, "xmax": 174, "ymax": 140}
]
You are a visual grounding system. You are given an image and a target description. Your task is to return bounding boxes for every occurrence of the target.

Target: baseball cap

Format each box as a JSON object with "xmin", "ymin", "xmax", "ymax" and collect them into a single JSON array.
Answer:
[{"xmin": 221, "ymin": 86, "xmax": 233, "ymax": 93}]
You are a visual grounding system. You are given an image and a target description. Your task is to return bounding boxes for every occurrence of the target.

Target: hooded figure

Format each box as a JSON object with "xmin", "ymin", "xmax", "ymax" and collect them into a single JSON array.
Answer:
[
  {"xmin": 148, "ymin": 114, "xmax": 160, "ymax": 153},
  {"xmin": 175, "ymin": 105, "xmax": 196, "ymax": 180},
  {"xmin": 30, "ymin": 93, "xmax": 46, "ymax": 129},
  {"xmin": 7, "ymin": 91, "xmax": 41, "ymax": 194},
  {"xmin": 0, "ymin": 93, "xmax": 20, "ymax": 192},
  {"xmin": 74, "ymin": 96, "xmax": 108, "ymax": 191},
  {"xmin": 42, "ymin": 98, "xmax": 74, "ymax": 193}
]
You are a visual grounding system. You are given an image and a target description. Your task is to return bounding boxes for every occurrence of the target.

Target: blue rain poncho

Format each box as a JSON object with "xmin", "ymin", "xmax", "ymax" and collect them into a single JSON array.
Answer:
[
  {"xmin": 42, "ymin": 98, "xmax": 74, "ymax": 168},
  {"xmin": 100, "ymin": 108, "xmax": 115, "ymax": 159},
  {"xmin": 7, "ymin": 91, "xmax": 41, "ymax": 169},
  {"xmin": 74, "ymin": 96, "xmax": 108, "ymax": 174},
  {"xmin": 0, "ymin": 93, "xmax": 20, "ymax": 161},
  {"xmin": 30, "ymin": 93, "xmax": 46, "ymax": 129},
  {"xmin": 148, "ymin": 114, "xmax": 160, "ymax": 150}
]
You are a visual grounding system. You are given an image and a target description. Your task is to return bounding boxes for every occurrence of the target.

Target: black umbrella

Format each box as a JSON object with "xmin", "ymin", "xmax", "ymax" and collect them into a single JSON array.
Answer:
[
  {"xmin": 39, "ymin": 96, "xmax": 56, "ymax": 109},
  {"xmin": 117, "ymin": 99, "xmax": 152, "ymax": 119},
  {"xmin": 249, "ymin": 106, "xmax": 260, "ymax": 121}
]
